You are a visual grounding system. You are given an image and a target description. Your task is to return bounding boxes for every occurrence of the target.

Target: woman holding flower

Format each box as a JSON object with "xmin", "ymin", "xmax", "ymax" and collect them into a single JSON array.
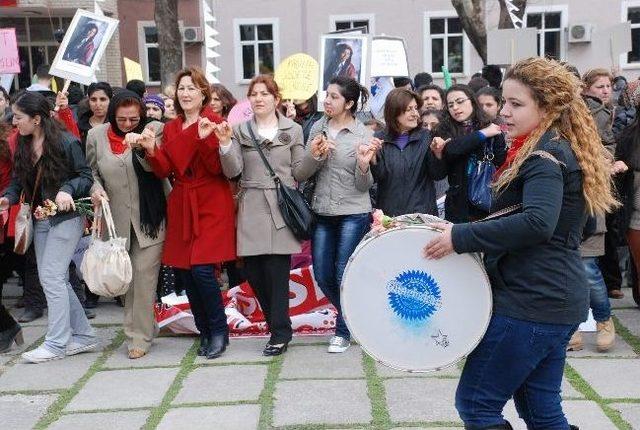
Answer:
[
  {"xmin": 141, "ymin": 67, "xmax": 236, "ymax": 360},
  {"xmin": 0, "ymin": 91, "xmax": 96, "ymax": 363},
  {"xmin": 86, "ymin": 90, "xmax": 169, "ymax": 359}
]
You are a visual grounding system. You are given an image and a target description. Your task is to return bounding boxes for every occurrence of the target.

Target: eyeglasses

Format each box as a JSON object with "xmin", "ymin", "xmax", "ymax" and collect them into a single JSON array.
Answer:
[
  {"xmin": 115, "ymin": 117, "xmax": 140, "ymax": 124},
  {"xmin": 404, "ymin": 106, "xmax": 420, "ymax": 114},
  {"xmin": 447, "ymin": 98, "xmax": 470, "ymax": 109}
]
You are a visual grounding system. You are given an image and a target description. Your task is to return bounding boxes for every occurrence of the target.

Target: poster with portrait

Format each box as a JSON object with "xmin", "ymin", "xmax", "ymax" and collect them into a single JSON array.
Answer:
[
  {"xmin": 49, "ymin": 9, "xmax": 118, "ymax": 86},
  {"xmin": 318, "ymin": 33, "xmax": 369, "ymax": 110}
]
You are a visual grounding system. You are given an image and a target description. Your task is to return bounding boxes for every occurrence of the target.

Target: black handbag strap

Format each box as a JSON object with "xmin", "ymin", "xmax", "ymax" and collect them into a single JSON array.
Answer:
[{"xmin": 246, "ymin": 123, "xmax": 281, "ymax": 185}]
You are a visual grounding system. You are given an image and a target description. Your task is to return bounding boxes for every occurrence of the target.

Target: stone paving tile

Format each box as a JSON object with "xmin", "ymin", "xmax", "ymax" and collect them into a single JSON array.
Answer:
[
  {"xmin": 0, "ymin": 394, "xmax": 57, "ymax": 430},
  {"xmin": 610, "ymin": 403, "xmax": 640, "ymax": 429},
  {"xmin": 193, "ymin": 337, "xmax": 273, "ymax": 364},
  {"xmin": 504, "ymin": 400, "xmax": 617, "ymax": 429},
  {"xmin": 280, "ymin": 344, "xmax": 364, "ymax": 379},
  {"xmin": 560, "ymin": 376, "xmax": 583, "ymax": 398},
  {"xmin": 104, "ymin": 336, "xmax": 192, "ymax": 368},
  {"xmin": 65, "ymin": 368, "xmax": 178, "ymax": 411},
  {"xmin": 9, "ymin": 308, "xmax": 47, "ymax": 327},
  {"xmin": 566, "ymin": 332, "xmax": 637, "ymax": 358},
  {"xmin": 568, "ymin": 359, "xmax": 640, "ymax": 398},
  {"xmin": 614, "ymin": 308, "xmax": 640, "ymax": 337},
  {"xmin": 610, "ymin": 292, "xmax": 638, "ymax": 309},
  {"xmin": 273, "ymin": 379, "xmax": 371, "ymax": 426},
  {"xmin": 289, "ymin": 334, "xmax": 331, "ymax": 345},
  {"xmin": 385, "ymin": 377, "xmax": 459, "ymax": 423},
  {"xmin": 173, "ymin": 365, "xmax": 267, "ymax": 404},
  {"xmin": 88, "ymin": 302, "xmax": 126, "ymax": 325},
  {"xmin": 375, "ymin": 361, "xmax": 461, "ymax": 378},
  {"xmin": 48, "ymin": 410, "xmax": 150, "ymax": 430},
  {"xmin": 0, "ymin": 325, "xmax": 47, "ymax": 366},
  {"xmin": 157, "ymin": 405, "xmax": 260, "ymax": 430},
  {"xmin": 1, "ymin": 280, "xmax": 21, "ymax": 298}
]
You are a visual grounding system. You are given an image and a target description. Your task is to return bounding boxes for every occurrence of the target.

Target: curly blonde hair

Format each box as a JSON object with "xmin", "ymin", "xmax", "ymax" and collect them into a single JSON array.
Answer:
[{"xmin": 494, "ymin": 57, "xmax": 617, "ymax": 216}]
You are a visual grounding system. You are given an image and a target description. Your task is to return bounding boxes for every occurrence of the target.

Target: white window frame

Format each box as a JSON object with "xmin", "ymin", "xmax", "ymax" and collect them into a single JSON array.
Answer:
[
  {"xmin": 524, "ymin": 4, "xmax": 569, "ymax": 61},
  {"xmin": 137, "ymin": 20, "xmax": 185, "ymax": 86},
  {"xmin": 622, "ymin": 1, "xmax": 640, "ymax": 69},
  {"xmin": 423, "ymin": 10, "xmax": 470, "ymax": 78},
  {"xmin": 233, "ymin": 17, "xmax": 280, "ymax": 85},
  {"xmin": 329, "ymin": 13, "xmax": 375, "ymax": 34}
]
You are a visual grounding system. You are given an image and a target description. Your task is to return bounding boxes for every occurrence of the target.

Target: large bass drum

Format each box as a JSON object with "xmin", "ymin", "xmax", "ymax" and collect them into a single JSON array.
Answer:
[{"xmin": 341, "ymin": 225, "xmax": 492, "ymax": 372}]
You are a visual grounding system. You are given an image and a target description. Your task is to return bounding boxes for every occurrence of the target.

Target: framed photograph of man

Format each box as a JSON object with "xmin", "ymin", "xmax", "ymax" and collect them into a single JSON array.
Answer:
[
  {"xmin": 318, "ymin": 33, "xmax": 369, "ymax": 110},
  {"xmin": 49, "ymin": 9, "xmax": 119, "ymax": 85}
]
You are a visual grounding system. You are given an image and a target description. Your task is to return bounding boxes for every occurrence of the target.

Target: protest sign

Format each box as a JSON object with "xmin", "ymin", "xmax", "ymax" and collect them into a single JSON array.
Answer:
[
  {"xmin": 49, "ymin": 9, "xmax": 118, "ymax": 85},
  {"xmin": 124, "ymin": 57, "xmax": 144, "ymax": 82},
  {"xmin": 227, "ymin": 99, "xmax": 253, "ymax": 126},
  {"xmin": 274, "ymin": 53, "xmax": 319, "ymax": 101},
  {"xmin": 0, "ymin": 28, "xmax": 20, "ymax": 74},
  {"xmin": 370, "ymin": 37, "xmax": 409, "ymax": 77},
  {"xmin": 487, "ymin": 28, "xmax": 537, "ymax": 66}
]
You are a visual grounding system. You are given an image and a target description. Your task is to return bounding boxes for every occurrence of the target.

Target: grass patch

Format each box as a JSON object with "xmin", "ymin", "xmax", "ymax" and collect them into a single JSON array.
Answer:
[
  {"xmin": 564, "ymin": 364, "xmax": 632, "ymax": 430},
  {"xmin": 612, "ymin": 315, "xmax": 640, "ymax": 355},
  {"xmin": 362, "ymin": 353, "xmax": 391, "ymax": 429},
  {"xmin": 257, "ymin": 353, "xmax": 284, "ymax": 429},
  {"xmin": 33, "ymin": 329, "xmax": 126, "ymax": 429},
  {"xmin": 143, "ymin": 339, "xmax": 199, "ymax": 429}
]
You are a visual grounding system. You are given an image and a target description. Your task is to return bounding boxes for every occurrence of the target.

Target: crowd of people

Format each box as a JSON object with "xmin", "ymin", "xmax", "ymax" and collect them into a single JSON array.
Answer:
[{"xmin": 0, "ymin": 57, "xmax": 639, "ymax": 429}]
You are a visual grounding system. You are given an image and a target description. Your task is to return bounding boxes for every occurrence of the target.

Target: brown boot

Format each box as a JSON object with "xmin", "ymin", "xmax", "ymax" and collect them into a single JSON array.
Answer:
[
  {"xmin": 567, "ymin": 330, "xmax": 583, "ymax": 351},
  {"xmin": 596, "ymin": 318, "xmax": 615, "ymax": 352}
]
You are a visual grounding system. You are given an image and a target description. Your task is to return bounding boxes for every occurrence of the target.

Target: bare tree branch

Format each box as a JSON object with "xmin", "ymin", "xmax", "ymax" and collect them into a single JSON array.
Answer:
[{"xmin": 451, "ymin": 0, "xmax": 487, "ymax": 64}]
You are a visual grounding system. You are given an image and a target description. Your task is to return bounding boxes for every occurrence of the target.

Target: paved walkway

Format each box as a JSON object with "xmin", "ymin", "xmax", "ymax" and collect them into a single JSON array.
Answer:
[{"xmin": 1, "ymin": 278, "xmax": 639, "ymax": 430}]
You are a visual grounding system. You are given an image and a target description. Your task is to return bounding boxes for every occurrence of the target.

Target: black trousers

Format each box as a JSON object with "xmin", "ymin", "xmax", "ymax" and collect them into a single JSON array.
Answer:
[
  {"xmin": 0, "ymin": 304, "xmax": 16, "ymax": 331},
  {"xmin": 22, "ymin": 244, "xmax": 46, "ymax": 311},
  {"xmin": 599, "ymin": 213, "xmax": 623, "ymax": 292},
  {"xmin": 176, "ymin": 264, "xmax": 228, "ymax": 337},
  {"xmin": 244, "ymin": 254, "xmax": 292, "ymax": 344}
]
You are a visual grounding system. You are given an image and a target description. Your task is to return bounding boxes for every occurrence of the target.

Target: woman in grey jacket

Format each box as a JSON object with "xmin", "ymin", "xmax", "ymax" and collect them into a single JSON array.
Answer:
[
  {"xmin": 217, "ymin": 75, "xmax": 307, "ymax": 356},
  {"xmin": 299, "ymin": 77, "xmax": 374, "ymax": 353}
]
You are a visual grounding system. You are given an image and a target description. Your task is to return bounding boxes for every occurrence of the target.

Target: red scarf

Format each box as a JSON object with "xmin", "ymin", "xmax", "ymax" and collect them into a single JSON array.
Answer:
[
  {"xmin": 494, "ymin": 133, "xmax": 530, "ymax": 179},
  {"xmin": 107, "ymin": 125, "xmax": 128, "ymax": 155}
]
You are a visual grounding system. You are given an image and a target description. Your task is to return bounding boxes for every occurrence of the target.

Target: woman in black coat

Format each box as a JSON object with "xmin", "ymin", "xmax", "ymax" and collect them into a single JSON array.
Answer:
[{"xmin": 433, "ymin": 84, "xmax": 506, "ymax": 222}]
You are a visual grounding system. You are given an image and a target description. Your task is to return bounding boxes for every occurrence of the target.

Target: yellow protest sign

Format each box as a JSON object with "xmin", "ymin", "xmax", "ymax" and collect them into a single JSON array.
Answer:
[
  {"xmin": 274, "ymin": 53, "xmax": 319, "ymax": 101},
  {"xmin": 123, "ymin": 57, "xmax": 144, "ymax": 82}
]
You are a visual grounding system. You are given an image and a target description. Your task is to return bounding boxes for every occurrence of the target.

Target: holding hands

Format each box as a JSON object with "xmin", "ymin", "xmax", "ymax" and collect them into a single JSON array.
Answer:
[
  {"xmin": 356, "ymin": 138, "xmax": 382, "ymax": 172},
  {"xmin": 198, "ymin": 117, "xmax": 217, "ymax": 139},
  {"xmin": 90, "ymin": 188, "xmax": 109, "ymax": 208},
  {"xmin": 309, "ymin": 134, "xmax": 336, "ymax": 160},
  {"xmin": 55, "ymin": 191, "xmax": 75, "ymax": 212},
  {"xmin": 283, "ymin": 101, "xmax": 296, "ymax": 119},
  {"xmin": 430, "ymin": 136, "xmax": 450, "ymax": 160},
  {"xmin": 212, "ymin": 121, "xmax": 233, "ymax": 145},
  {"xmin": 480, "ymin": 123, "xmax": 502, "ymax": 138}
]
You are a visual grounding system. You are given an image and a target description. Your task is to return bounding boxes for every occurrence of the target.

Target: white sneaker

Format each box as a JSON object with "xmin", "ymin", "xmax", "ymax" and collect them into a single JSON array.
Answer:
[
  {"xmin": 22, "ymin": 346, "xmax": 64, "ymax": 363},
  {"xmin": 66, "ymin": 341, "xmax": 99, "ymax": 356},
  {"xmin": 327, "ymin": 336, "xmax": 350, "ymax": 353}
]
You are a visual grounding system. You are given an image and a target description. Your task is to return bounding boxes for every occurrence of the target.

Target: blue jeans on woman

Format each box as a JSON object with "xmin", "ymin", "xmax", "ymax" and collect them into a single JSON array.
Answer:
[
  {"xmin": 455, "ymin": 314, "xmax": 578, "ymax": 430},
  {"xmin": 312, "ymin": 213, "xmax": 370, "ymax": 340},
  {"xmin": 582, "ymin": 257, "xmax": 612, "ymax": 322}
]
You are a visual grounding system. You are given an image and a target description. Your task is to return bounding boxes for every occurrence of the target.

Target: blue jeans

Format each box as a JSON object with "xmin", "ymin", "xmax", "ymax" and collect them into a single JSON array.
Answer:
[
  {"xmin": 455, "ymin": 314, "xmax": 578, "ymax": 430},
  {"xmin": 582, "ymin": 257, "xmax": 612, "ymax": 322},
  {"xmin": 312, "ymin": 213, "xmax": 370, "ymax": 339},
  {"xmin": 34, "ymin": 217, "xmax": 95, "ymax": 355}
]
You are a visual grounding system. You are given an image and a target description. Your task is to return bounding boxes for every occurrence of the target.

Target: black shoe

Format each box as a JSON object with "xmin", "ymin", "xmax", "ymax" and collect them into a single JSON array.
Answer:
[
  {"xmin": 114, "ymin": 296, "xmax": 124, "ymax": 307},
  {"xmin": 263, "ymin": 342, "xmax": 288, "ymax": 356},
  {"xmin": 84, "ymin": 308, "xmax": 96, "ymax": 319},
  {"xmin": 475, "ymin": 421, "xmax": 514, "ymax": 430},
  {"xmin": 197, "ymin": 335, "xmax": 210, "ymax": 356},
  {"xmin": 84, "ymin": 295, "xmax": 98, "ymax": 309},
  {"xmin": 206, "ymin": 333, "xmax": 227, "ymax": 359},
  {"xmin": 0, "ymin": 324, "xmax": 24, "ymax": 353},
  {"xmin": 570, "ymin": 426, "xmax": 579, "ymax": 430},
  {"xmin": 18, "ymin": 308, "xmax": 43, "ymax": 323}
]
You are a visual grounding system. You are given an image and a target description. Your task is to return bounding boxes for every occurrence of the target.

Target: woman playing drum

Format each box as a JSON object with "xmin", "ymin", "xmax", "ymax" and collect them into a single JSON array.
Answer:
[{"xmin": 424, "ymin": 58, "xmax": 617, "ymax": 429}]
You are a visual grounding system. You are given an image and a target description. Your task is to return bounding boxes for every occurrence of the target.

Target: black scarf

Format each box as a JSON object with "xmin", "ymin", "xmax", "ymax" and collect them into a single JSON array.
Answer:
[{"xmin": 107, "ymin": 90, "xmax": 166, "ymax": 239}]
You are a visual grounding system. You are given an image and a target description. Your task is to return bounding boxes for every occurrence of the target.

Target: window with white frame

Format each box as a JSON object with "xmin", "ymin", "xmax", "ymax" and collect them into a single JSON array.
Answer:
[
  {"xmin": 628, "ymin": 7, "xmax": 640, "ymax": 63},
  {"xmin": 141, "ymin": 25, "xmax": 161, "ymax": 84},
  {"xmin": 427, "ymin": 16, "xmax": 464, "ymax": 74},
  {"xmin": 235, "ymin": 20, "xmax": 278, "ymax": 81},
  {"xmin": 526, "ymin": 11, "xmax": 563, "ymax": 60},
  {"xmin": 330, "ymin": 14, "xmax": 374, "ymax": 34}
]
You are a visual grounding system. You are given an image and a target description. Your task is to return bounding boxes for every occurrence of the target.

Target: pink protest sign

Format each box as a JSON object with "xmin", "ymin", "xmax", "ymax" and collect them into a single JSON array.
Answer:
[
  {"xmin": 0, "ymin": 28, "xmax": 20, "ymax": 74},
  {"xmin": 227, "ymin": 99, "xmax": 254, "ymax": 126}
]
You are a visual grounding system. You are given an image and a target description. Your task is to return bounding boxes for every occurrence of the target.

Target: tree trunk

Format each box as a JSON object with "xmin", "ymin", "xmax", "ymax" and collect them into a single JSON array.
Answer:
[
  {"xmin": 498, "ymin": 0, "xmax": 528, "ymax": 29},
  {"xmin": 451, "ymin": 0, "xmax": 487, "ymax": 64},
  {"xmin": 155, "ymin": 0, "xmax": 183, "ymax": 87}
]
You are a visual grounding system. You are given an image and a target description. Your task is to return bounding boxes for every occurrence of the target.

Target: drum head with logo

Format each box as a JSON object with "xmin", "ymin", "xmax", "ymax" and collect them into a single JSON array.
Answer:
[{"xmin": 342, "ymin": 226, "xmax": 492, "ymax": 372}]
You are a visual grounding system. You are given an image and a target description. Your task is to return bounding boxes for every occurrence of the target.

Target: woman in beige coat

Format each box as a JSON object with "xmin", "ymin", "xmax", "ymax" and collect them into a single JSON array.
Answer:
[
  {"xmin": 86, "ymin": 90, "xmax": 170, "ymax": 359},
  {"xmin": 216, "ymin": 75, "xmax": 308, "ymax": 356}
]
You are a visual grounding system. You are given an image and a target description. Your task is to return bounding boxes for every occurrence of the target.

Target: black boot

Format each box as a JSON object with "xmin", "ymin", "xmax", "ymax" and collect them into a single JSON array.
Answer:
[
  {"xmin": 206, "ymin": 333, "xmax": 227, "ymax": 359},
  {"xmin": 570, "ymin": 426, "xmax": 579, "ymax": 430},
  {"xmin": 472, "ymin": 421, "xmax": 514, "ymax": 430},
  {"xmin": 0, "ymin": 324, "xmax": 24, "ymax": 353},
  {"xmin": 197, "ymin": 335, "xmax": 210, "ymax": 356}
]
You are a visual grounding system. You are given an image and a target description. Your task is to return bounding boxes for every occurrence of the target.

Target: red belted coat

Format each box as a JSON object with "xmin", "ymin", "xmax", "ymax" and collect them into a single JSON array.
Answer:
[{"xmin": 146, "ymin": 106, "xmax": 236, "ymax": 268}]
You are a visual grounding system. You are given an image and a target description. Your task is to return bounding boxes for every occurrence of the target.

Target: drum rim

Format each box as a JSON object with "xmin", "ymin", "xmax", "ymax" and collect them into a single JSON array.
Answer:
[{"xmin": 341, "ymin": 224, "xmax": 493, "ymax": 373}]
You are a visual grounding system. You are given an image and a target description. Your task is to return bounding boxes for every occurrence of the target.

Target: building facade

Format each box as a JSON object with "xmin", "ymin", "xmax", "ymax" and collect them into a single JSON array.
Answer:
[{"xmin": 212, "ymin": 0, "xmax": 640, "ymax": 99}]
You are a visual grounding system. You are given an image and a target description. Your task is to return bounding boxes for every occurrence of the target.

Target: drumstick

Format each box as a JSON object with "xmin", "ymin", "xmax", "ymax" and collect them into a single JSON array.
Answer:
[{"xmin": 54, "ymin": 79, "xmax": 71, "ymax": 112}]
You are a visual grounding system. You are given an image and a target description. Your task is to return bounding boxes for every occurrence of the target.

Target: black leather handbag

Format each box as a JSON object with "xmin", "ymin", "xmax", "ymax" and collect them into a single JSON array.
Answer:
[{"xmin": 246, "ymin": 125, "xmax": 315, "ymax": 241}]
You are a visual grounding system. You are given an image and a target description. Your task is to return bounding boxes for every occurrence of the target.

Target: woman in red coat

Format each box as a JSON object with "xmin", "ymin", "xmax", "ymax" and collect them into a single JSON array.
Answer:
[{"xmin": 140, "ymin": 67, "xmax": 236, "ymax": 360}]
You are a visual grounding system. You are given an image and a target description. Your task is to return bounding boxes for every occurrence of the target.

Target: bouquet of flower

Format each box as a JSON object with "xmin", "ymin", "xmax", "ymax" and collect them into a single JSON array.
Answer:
[
  {"xmin": 371, "ymin": 209, "xmax": 396, "ymax": 233},
  {"xmin": 34, "ymin": 198, "xmax": 94, "ymax": 221}
]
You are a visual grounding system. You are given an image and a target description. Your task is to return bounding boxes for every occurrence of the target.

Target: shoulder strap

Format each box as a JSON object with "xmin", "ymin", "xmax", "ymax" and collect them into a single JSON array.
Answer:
[
  {"xmin": 530, "ymin": 150, "xmax": 566, "ymax": 167},
  {"xmin": 29, "ymin": 167, "xmax": 44, "ymax": 207},
  {"xmin": 246, "ymin": 124, "xmax": 279, "ymax": 183}
]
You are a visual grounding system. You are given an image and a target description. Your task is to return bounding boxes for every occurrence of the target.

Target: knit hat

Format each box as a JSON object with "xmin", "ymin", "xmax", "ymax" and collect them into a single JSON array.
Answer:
[
  {"xmin": 143, "ymin": 94, "xmax": 165, "ymax": 114},
  {"xmin": 622, "ymin": 80, "xmax": 640, "ymax": 108}
]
